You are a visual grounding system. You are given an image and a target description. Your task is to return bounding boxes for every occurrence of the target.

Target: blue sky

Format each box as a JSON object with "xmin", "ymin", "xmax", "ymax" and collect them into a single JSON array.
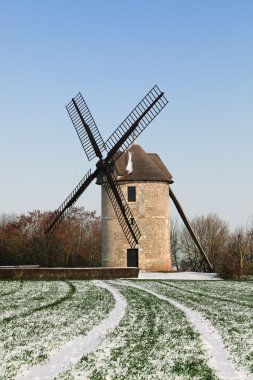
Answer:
[{"xmin": 0, "ymin": 0, "xmax": 252, "ymax": 230}]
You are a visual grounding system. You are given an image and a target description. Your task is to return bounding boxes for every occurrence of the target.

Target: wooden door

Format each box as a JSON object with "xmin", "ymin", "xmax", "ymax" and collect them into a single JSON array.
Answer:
[{"xmin": 127, "ymin": 249, "xmax": 138, "ymax": 267}]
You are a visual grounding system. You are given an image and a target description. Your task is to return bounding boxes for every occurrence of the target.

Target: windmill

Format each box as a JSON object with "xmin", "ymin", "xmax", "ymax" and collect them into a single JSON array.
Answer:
[{"xmin": 45, "ymin": 86, "xmax": 213, "ymax": 272}]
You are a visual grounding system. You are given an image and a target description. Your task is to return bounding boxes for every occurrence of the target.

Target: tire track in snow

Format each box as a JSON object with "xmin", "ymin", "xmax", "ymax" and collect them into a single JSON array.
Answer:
[
  {"xmin": 160, "ymin": 281, "xmax": 253, "ymax": 309},
  {"xmin": 1, "ymin": 281, "xmax": 75, "ymax": 324},
  {"xmin": 15, "ymin": 281, "xmax": 126, "ymax": 380},
  {"xmin": 0, "ymin": 281, "xmax": 23, "ymax": 298},
  {"xmin": 118, "ymin": 281, "xmax": 251, "ymax": 380}
]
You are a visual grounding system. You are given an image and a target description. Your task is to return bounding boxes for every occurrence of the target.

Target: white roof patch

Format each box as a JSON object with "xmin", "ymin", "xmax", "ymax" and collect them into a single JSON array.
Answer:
[{"xmin": 126, "ymin": 151, "xmax": 133, "ymax": 174}]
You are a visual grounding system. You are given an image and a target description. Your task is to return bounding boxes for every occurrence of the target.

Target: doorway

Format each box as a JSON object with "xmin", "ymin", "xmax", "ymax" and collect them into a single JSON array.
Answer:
[{"xmin": 127, "ymin": 249, "xmax": 139, "ymax": 267}]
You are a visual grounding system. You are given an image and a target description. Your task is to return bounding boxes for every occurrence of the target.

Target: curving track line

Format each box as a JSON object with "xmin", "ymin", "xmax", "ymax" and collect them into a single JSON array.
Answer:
[
  {"xmin": 0, "ymin": 281, "xmax": 23, "ymax": 298},
  {"xmin": 1, "ymin": 281, "xmax": 75, "ymax": 324},
  {"xmin": 119, "ymin": 281, "xmax": 251, "ymax": 380},
  {"xmin": 160, "ymin": 281, "xmax": 253, "ymax": 309},
  {"xmin": 15, "ymin": 281, "xmax": 126, "ymax": 380}
]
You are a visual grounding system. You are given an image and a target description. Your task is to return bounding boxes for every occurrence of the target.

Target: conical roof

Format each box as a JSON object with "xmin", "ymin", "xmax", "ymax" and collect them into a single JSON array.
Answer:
[{"xmin": 115, "ymin": 144, "xmax": 173, "ymax": 183}]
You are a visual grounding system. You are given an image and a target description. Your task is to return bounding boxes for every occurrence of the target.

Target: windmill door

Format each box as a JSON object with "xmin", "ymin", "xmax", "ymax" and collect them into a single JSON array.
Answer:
[{"xmin": 127, "ymin": 249, "xmax": 139, "ymax": 267}]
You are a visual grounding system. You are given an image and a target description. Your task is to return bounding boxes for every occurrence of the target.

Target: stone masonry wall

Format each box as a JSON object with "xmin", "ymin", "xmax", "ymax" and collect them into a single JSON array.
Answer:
[{"xmin": 101, "ymin": 181, "xmax": 171, "ymax": 271}]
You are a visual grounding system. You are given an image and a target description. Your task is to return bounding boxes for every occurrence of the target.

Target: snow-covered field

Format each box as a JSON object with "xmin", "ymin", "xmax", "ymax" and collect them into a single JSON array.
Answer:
[
  {"xmin": 138, "ymin": 271, "xmax": 219, "ymax": 280},
  {"xmin": 1, "ymin": 277, "xmax": 253, "ymax": 379}
]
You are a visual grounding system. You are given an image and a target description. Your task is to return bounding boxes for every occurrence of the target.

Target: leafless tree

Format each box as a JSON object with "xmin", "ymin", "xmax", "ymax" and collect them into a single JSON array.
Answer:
[
  {"xmin": 170, "ymin": 218, "xmax": 180, "ymax": 270},
  {"xmin": 179, "ymin": 213, "xmax": 229, "ymax": 271},
  {"xmin": 0, "ymin": 213, "xmax": 17, "ymax": 227},
  {"xmin": 225, "ymin": 225, "xmax": 253, "ymax": 278},
  {"xmin": 0, "ymin": 208, "xmax": 101, "ymax": 267}
]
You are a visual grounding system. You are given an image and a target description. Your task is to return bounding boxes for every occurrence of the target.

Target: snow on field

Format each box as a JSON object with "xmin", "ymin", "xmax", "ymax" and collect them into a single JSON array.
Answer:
[
  {"xmin": 0, "ymin": 281, "xmax": 114, "ymax": 380},
  {"xmin": 56, "ymin": 282, "xmax": 219, "ymax": 380},
  {"xmin": 159, "ymin": 280, "xmax": 253, "ymax": 306},
  {"xmin": 1, "ymin": 278, "xmax": 253, "ymax": 380},
  {"xmin": 16, "ymin": 281, "xmax": 126, "ymax": 380},
  {"xmin": 120, "ymin": 281, "xmax": 248, "ymax": 380},
  {"xmin": 140, "ymin": 280, "xmax": 253, "ymax": 378},
  {"xmin": 138, "ymin": 271, "xmax": 220, "ymax": 280},
  {"xmin": 0, "ymin": 281, "xmax": 68, "ymax": 321}
]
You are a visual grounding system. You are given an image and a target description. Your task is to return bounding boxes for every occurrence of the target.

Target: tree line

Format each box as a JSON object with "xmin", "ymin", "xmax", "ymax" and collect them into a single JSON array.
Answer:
[
  {"xmin": 1, "ymin": 208, "xmax": 253, "ymax": 278},
  {"xmin": 171, "ymin": 213, "xmax": 253, "ymax": 278},
  {"xmin": 0, "ymin": 208, "xmax": 101, "ymax": 267}
]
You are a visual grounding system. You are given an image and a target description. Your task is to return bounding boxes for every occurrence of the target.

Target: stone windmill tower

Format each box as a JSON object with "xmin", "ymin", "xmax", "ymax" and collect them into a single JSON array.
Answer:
[
  {"xmin": 100, "ymin": 143, "xmax": 173, "ymax": 271},
  {"xmin": 45, "ymin": 86, "xmax": 213, "ymax": 272}
]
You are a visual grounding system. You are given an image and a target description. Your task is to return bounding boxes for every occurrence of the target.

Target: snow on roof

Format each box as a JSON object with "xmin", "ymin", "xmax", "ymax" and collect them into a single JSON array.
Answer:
[{"xmin": 116, "ymin": 144, "xmax": 173, "ymax": 183}]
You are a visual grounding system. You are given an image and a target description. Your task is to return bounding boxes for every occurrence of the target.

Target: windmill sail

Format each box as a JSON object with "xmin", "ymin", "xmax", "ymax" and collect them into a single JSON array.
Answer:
[
  {"xmin": 45, "ymin": 86, "xmax": 168, "ymax": 249},
  {"xmin": 105, "ymin": 85, "xmax": 168, "ymax": 162},
  {"xmin": 66, "ymin": 93, "xmax": 106, "ymax": 161},
  {"xmin": 45, "ymin": 169, "xmax": 98, "ymax": 233}
]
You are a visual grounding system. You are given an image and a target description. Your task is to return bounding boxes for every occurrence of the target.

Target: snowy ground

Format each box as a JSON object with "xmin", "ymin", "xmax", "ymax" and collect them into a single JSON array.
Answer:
[
  {"xmin": 138, "ymin": 271, "xmax": 220, "ymax": 280},
  {"xmin": 1, "ymin": 277, "xmax": 253, "ymax": 380},
  {"xmin": 0, "ymin": 281, "xmax": 114, "ymax": 379},
  {"xmin": 118, "ymin": 281, "xmax": 247, "ymax": 380},
  {"xmin": 16, "ymin": 282, "xmax": 126, "ymax": 380}
]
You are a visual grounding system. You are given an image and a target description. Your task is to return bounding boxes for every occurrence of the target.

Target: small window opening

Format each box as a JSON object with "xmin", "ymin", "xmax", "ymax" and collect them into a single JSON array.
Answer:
[{"xmin": 128, "ymin": 186, "xmax": 136, "ymax": 202}]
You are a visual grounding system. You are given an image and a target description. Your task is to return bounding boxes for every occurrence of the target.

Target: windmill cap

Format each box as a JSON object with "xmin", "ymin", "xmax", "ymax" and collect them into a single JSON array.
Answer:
[{"xmin": 115, "ymin": 144, "xmax": 173, "ymax": 183}]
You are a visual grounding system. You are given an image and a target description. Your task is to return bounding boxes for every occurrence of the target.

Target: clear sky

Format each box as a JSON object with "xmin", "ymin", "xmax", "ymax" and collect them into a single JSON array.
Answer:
[{"xmin": 0, "ymin": 0, "xmax": 252, "ymax": 230}]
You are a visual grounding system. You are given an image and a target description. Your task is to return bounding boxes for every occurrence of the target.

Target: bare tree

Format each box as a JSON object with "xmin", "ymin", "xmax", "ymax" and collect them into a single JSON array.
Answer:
[
  {"xmin": 247, "ymin": 220, "xmax": 253, "ymax": 262},
  {"xmin": 0, "ymin": 208, "xmax": 101, "ymax": 267},
  {"xmin": 247, "ymin": 221, "xmax": 253, "ymax": 273},
  {"xmin": 179, "ymin": 213, "xmax": 229, "ymax": 271},
  {"xmin": 170, "ymin": 218, "xmax": 180, "ymax": 270},
  {"xmin": 52, "ymin": 207, "xmax": 101, "ymax": 267},
  {"xmin": 225, "ymin": 226, "xmax": 253, "ymax": 278},
  {"xmin": 0, "ymin": 213, "xmax": 17, "ymax": 227}
]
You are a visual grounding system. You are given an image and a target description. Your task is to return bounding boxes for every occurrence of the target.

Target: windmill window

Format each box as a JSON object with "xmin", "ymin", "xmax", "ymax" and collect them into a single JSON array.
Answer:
[{"xmin": 128, "ymin": 186, "xmax": 136, "ymax": 202}]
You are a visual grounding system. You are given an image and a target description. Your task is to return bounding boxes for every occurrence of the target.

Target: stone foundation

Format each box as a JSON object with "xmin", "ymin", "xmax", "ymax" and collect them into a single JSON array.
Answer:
[{"xmin": 0, "ymin": 267, "xmax": 139, "ymax": 280}]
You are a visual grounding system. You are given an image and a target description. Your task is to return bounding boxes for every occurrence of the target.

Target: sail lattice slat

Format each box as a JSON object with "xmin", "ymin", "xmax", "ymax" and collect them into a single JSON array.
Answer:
[
  {"xmin": 105, "ymin": 85, "xmax": 168, "ymax": 162},
  {"xmin": 45, "ymin": 169, "xmax": 94, "ymax": 233},
  {"xmin": 66, "ymin": 93, "xmax": 106, "ymax": 161}
]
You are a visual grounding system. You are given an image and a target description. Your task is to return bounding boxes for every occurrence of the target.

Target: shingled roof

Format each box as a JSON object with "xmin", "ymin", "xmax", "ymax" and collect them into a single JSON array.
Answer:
[{"xmin": 115, "ymin": 144, "xmax": 173, "ymax": 183}]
